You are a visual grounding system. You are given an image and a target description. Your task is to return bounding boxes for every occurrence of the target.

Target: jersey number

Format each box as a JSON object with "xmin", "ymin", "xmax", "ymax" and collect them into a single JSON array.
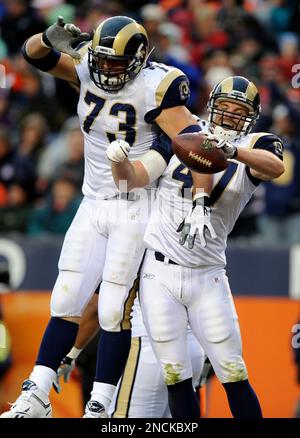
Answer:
[
  {"xmin": 83, "ymin": 91, "xmax": 137, "ymax": 146},
  {"xmin": 172, "ymin": 162, "xmax": 238, "ymax": 205}
]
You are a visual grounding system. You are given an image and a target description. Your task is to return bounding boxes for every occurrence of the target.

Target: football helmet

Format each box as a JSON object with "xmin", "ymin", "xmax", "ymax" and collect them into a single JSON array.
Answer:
[
  {"xmin": 207, "ymin": 76, "xmax": 261, "ymax": 141},
  {"xmin": 88, "ymin": 16, "xmax": 149, "ymax": 93}
]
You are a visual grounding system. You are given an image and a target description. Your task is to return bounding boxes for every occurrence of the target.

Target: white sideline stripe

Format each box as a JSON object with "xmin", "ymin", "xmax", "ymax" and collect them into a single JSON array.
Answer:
[
  {"xmin": 289, "ymin": 245, "xmax": 300, "ymax": 299},
  {"xmin": 0, "ymin": 238, "xmax": 26, "ymax": 289}
]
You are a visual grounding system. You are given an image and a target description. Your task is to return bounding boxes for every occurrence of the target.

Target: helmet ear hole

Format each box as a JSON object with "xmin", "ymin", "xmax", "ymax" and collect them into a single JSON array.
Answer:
[{"xmin": 88, "ymin": 16, "xmax": 149, "ymax": 92}]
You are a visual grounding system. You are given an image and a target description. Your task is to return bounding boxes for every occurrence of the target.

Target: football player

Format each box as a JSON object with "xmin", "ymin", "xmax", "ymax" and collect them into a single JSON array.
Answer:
[
  {"xmin": 1, "ymin": 16, "xmax": 215, "ymax": 418},
  {"xmin": 107, "ymin": 76, "xmax": 285, "ymax": 417},
  {"xmin": 52, "ymin": 292, "xmax": 206, "ymax": 418}
]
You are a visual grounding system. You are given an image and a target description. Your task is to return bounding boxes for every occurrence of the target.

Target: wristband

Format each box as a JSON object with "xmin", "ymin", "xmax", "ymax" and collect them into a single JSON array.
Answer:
[
  {"xmin": 193, "ymin": 192, "xmax": 210, "ymax": 208},
  {"xmin": 41, "ymin": 32, "xmax": 53, "ymax": 48},
  {"xmin": 67, "ymin": 346, "xmax": 82, "ymax": 360}
]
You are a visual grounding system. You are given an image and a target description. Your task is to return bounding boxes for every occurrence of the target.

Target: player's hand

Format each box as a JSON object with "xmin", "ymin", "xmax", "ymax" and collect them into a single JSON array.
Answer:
[
  {"xmin": 41, "ymin": 16, "xmax": 91, "ymax": 59},
  {"xmin": 206, "ymin": 133, "xmax": 237, "ymax": 159},
  {"xmin": 177, "ymin": 193, "xmax": 217, "ymax": 249},
  {"xmin": 52, "ymin": 356, "xmax": 75, "ymax": 394},
  {"xmin": 106, "ymin": 139, "xmax": 130, "ymax": 163}
]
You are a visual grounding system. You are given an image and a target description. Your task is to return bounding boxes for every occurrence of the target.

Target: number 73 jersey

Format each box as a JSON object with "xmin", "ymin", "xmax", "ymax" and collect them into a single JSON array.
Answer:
[
  {"xmin": 144, "ymin": 123, "xmax": 284, "ymax": 268},
  {"xmin": 74, "ymin": 46, "xmax": 190, "ymax": 199}
]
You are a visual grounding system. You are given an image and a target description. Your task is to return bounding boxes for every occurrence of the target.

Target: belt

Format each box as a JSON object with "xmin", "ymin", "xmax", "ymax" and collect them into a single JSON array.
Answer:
[
  {"xmin": 103, "ymin": 192, "xmax": 138, "ymax": 201},
  {"xmin": 120, "ymin": 192, "xmax": 138, "ymax": 201},
  {"xmin": 154, "ymin": 251, "xmax": 178, "ymax": 265}
]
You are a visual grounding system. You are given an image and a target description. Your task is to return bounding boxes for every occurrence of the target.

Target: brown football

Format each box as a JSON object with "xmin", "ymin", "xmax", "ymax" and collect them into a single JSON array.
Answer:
[{"xmin": 172, "ymin": 132, "xmax": 228, "ymax": 174}]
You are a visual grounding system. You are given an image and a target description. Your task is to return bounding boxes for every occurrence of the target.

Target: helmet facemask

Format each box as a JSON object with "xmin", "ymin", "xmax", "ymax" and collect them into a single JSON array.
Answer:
[
  {"xmin": 88, "ymin": 41, "xmax": 148, "ymax": 93},
  {"xmin": 208, "ymin": 99, "xmax": 257, "ymax": 141}
]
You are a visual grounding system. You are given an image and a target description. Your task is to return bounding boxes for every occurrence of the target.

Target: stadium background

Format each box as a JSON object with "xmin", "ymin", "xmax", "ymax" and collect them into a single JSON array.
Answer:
[{"xmin": 0, "ymin": 0, "xmax": 299, "ymax": 418}]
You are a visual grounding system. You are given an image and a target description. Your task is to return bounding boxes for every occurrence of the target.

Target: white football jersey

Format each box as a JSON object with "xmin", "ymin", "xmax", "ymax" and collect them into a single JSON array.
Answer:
[
  {"xmin": 144, "ymin": 121, "xmax": 284, "ymax": 267},
  {"xmin": 74, "ymin": 43, "xmax": 190, "ymax": 199}
]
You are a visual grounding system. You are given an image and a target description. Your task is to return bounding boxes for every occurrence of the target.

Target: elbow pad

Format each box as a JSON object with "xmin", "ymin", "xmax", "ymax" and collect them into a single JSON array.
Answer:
[{"xmin": 139, "ymin": 150, "xmax": 167, "ymax": 183}]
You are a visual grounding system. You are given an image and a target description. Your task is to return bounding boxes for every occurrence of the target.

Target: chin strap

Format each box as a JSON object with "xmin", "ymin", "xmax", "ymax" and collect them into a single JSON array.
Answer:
[{"xmin": 145, "ymin": 46, "xmax": 155, "ymax": 64}]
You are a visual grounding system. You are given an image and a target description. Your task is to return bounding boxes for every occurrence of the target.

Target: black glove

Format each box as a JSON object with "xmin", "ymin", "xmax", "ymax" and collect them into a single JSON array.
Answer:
[{"xmin": 52, "ymin": 355, "xmax": 75, "ymax": 394}]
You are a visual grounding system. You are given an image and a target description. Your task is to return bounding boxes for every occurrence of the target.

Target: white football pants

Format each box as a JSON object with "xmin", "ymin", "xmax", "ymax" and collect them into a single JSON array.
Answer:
[
  {"xmin": 139, "ymin": 250, "xmax": 248, "ymax": 384},
  {"xmin": 51, "ymin": 195, "xmax": 149, "ymax": 331}
]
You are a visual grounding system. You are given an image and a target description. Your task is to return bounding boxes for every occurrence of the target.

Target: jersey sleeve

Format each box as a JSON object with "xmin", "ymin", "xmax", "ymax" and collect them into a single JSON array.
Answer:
[
  {"xmin": 73, "ymin": 42, "xmax": 91, "ymax": 83},
  {"xmin": 150, "ymin": 130, "xmax": 174, "ymax": 165},
  {"xmin": 252, "ymin": 133, "xmax": 284, "ymax": 160},
  {"xmin": 245, "ymin": 133, "xmax": 284, "ymax": 185},
  {"xmin": 144, "ymin": 65, "xmax": 190, "ymax": 123}
]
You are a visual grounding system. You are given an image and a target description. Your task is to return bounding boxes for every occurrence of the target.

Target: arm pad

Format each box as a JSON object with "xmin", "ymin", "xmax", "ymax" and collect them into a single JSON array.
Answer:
[
  {"xmin": 139, "ymin": 150, "xmax": 167, "ymax": 184},
  {"xmin": 21, "ymin": 40, "xmax": 61, "ymax": 72}
]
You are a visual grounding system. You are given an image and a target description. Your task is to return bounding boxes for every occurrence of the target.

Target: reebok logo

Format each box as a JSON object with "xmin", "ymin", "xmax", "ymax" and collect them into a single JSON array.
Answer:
[{"xmin": 142, "ymin": 273, "xmax": 155, "ymax": 280}]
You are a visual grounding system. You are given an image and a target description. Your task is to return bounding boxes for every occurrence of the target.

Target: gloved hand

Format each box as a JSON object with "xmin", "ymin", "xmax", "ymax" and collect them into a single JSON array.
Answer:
[
  {"xmin": 41, "ymin": 16, "xmax": 91, "ymax": 59},
  {"xmin": 52, "ymin": 356, "xmax": 75, "ymax": 394},
  {"xmin": 106, "ymin": 139, "xmax": 131, "ymax": 163},
  {"xmin": 206, "ymin": 133, "xmax": 237, "ymax": 159},
  {"xmin": 177, "ymin": 193, "xmax": 217, "ymax": 249}
]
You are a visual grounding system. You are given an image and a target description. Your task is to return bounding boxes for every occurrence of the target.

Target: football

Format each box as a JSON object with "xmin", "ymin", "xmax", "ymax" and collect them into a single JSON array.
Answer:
[{"xmin": 172, "ymin": 132, "xmax": 228, "ymax": 174}]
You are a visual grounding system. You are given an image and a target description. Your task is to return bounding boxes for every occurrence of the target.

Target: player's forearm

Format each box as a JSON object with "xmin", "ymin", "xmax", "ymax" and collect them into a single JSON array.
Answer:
[
  {"xmin": 73, "ymin": 294, "xmax": 99, "ymax": 350},
  {"xmin": 22, "ymin": 31, "xmax": 78, "ymax": 84},
  {"xmin": 156, "ymin": 107, "xmax": 197, "ymax": 138},
  {"xmin": 24, "ymin": 33, "xmax": 51, "ymax": 58},
  {"xmin": 111, "ymin": 160, "xmax": 148, "ymax": 191},
  {"xmin": 74, "ymin": 319, "xmax": 100, "ymax": 350},
  {"xmin": 191, "ymin": 172, "xmax": 213, "ymax": 197},
  {"xmin": 236, "ymin": 148, "xmax": 284, "ymax": 179},
  {"xmin": 111, "ymin": 159, "xmax": 135, "ymax": 191}
]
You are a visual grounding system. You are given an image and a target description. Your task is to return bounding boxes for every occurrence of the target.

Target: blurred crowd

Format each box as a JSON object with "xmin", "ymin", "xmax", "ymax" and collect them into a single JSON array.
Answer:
[{"xmin": 0, "ymin": 0, "xmax": 299, "ymax": 245}]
